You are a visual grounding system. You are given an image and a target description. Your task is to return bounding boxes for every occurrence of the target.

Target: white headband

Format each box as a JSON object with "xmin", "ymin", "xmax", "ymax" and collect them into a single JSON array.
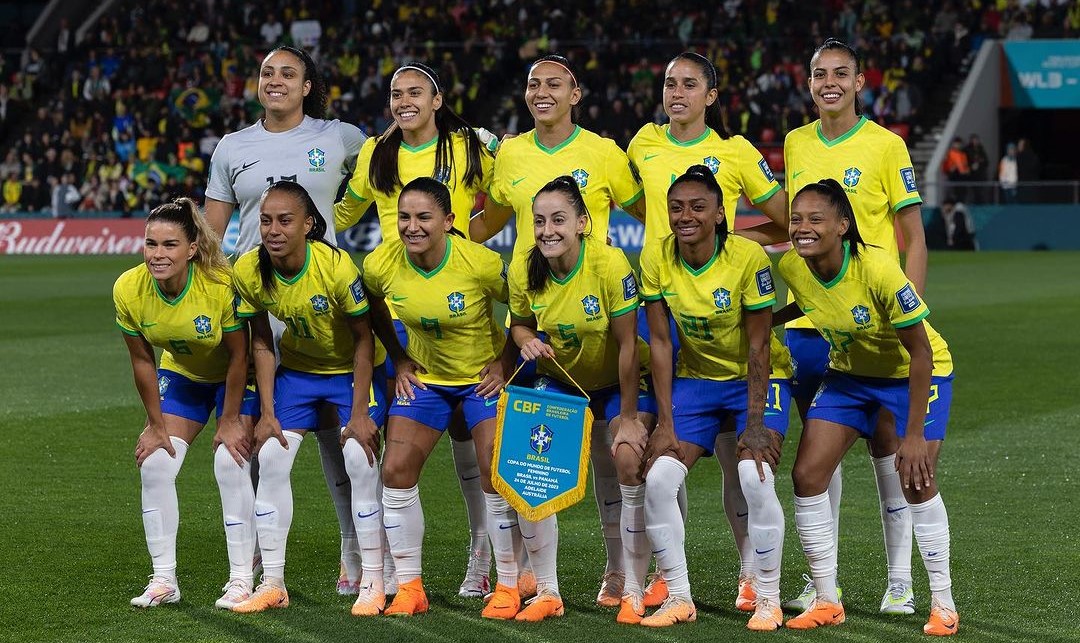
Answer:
[
  {"xmin": 394, "ymin": 65, "xmax": 440, "ymax": 93},
  {"xmin": 528, "ymin": 60, "xmax": 577, "ymax": 86}
]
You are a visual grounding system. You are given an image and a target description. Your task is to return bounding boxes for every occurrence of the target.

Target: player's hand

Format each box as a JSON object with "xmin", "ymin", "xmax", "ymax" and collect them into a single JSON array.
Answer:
[
  {"xmin": 341, "ymin": 414, "xmax": 380, "ymax": 466},
  {"xmin": 520, "ymin": 338, "xmax": 555, "ymax": 362},
  {"xmin": 896, "ymin": 434, "xmax": 933, "ymax": 491},
  {"xmin": 212, "ymin": 414, "xmax": 252, "ymax": 467},
  {"xmin": 254, "ymin": 415, "xmax": 287, "ymax": 454},
  {"xmin": 475, "ymin": 358, "xmax": 508, "ymax": 399},
  {"xmin": 611, "ymin": 414, "xmax": 648, "ymax": 460},
  {"xmin": 643, "ymin": 419, "xmax": 683, "ymax": 475},
  {"xmin": 135, "ymin": 422, "xmax": 175, "ymax": 467},
  {"xmin": 394, "ymin": 358, "xmax": 427, "ymax": 401},
  {"xmin": 737, "ymin": 420, "xmax": 782, "ymax": 482}
]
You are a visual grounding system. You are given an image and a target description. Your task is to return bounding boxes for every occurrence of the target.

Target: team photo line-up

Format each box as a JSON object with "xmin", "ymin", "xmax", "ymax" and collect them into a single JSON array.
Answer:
[{"xmin": 116, "ymin": 38, "xmax": 958, "ymax": 636}]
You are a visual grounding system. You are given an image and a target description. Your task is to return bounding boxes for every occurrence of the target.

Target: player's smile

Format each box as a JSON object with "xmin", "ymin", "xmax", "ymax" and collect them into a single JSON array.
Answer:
[{"xmin": 143, "ymin": 221, "xmax": 195, "ymax": 286}]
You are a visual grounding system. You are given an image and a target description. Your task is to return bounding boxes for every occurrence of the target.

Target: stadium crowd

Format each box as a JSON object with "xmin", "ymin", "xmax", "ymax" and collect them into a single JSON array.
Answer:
[{"xmin": 0, "ymin": 0, "xmax": 1076, "ymax": 216}]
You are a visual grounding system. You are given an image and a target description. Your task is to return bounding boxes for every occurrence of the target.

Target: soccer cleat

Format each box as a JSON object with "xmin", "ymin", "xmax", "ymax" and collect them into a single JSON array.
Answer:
[
  {"xmin": 384, "ymin": 578, "xmax": 428, "ymax": 616},
  {"xmin": 350, "ymin": 584, "xmax": 386, "ymax": 617},
  {"xmin": 515, "ymin": 589, "xmax": 564, "ymax": 622},
  {"xmin": 785, "ymin": 599, "xmax": 845, "ymax": 630},
  {"xmin": 640, "ymin": 595, "xmax": 697, "ymax": 627},
  {"xmin": 130, "ymin": 576, "xmax": 180, "ymax": 608},
  {"xmin": 517, "ymin": 570, "xmax": 538, "ymax": 600},
  {"xmin": 616, "ymin": 594, "xmax": 645, "ymax": 625},
  {"xmin": 231, "ymin": 580, "xmax": 289, "ymax": 613},
  {"xmin": 642, "ymin": 572, "xmax": 668, "ymax": 608},
  {"xmin": 736, "ymin": 575, "xmax": 757, "ymax": 612},
  {"xmin": 459, "ymin": 549, "xmax": 491, "ymax": 598},
  {"xmin": 880, "ymin": 582, "xmax": 916, "ymax": 614},
  {"xmin": 747, "ymin": 598, "xmax": 784, "ymax": 631},
  {"xmin": 337, "ymin": 561, "xmax": 360, "ymax": 595},
  {"xmin": 782, "ymin": 574, "xmax": 842, "ymax": 612},
  {"xmin": 596, "ymin": 571, "xmax": 625, "ymax": 607},
  {"xmin": 481, "ymin": 583, "xmax": 520, "ymax": 620},
  {"xmin": 215, "ymin": 578, "xmax": 252, "ymax": 610},
  {"xmin": 924, "ymin": 599, "xmax": 959, "ymax": 636}
]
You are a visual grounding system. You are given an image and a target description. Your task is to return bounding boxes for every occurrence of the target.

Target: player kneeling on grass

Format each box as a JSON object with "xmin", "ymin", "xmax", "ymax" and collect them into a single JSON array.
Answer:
[
  {"xmin": 116, "ymin": 198, "xmax": 259, "ymax": 609},
  {"xmin": 776, "ymin": 179, "xmax": 958, "ymax": 636},
  {"xmin": 229, "ymin": 181, "xmax": 388, "ymax": 615}
]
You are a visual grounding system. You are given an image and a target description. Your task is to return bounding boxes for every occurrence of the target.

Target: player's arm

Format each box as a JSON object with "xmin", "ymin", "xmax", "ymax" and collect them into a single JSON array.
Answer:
[
  {"xmin": 342, "ymin": 311, "xmax": 380, "ymax": 465},
  {"xmin": 623, "ymin": 195, "xmax": 646, "ymax": 224},
  {"xmin": 469, "ymin": 199, "xmax": 514, "ymax": 242},
  {"xmin": 249, "ymin": 312, "xmax": 287, "ymax": 452},
  {"xmin": 738, "ymin": 306, "xmax": 779, "ymax": 480},
  {"xmin": 895, "ymin": 320, "xmax": 934, "ymax": 491},
  {"xmin": 510, "ymin": 314, "xmax": 555, "ymax": 361},
  {"xmin": 204, "ymin": 198, "xmax": 236, "ymax": 241},
  {"xmin": 896, "ymin": 203, "xmax": 927, "ymax": 295},
  {"xmin": 643, "ymin": 299, "xmax": 682, "ymax": 469},
  {"xmin": 122, "ymin": 332, "xmax": 176, "ymax": 464},
  {"xmin": 735, "ymin": 189, "xmax": 790, "ymax": 245},
  {"xmin": 213, "ymin": 325, "xmax": 253, "ymax": 466}
]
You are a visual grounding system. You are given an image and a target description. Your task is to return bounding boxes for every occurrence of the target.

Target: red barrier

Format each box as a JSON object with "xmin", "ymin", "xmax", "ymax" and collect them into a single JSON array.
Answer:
[{"xmin": 0, "ymin": 218, "xmax": 146, "ymax": 255}]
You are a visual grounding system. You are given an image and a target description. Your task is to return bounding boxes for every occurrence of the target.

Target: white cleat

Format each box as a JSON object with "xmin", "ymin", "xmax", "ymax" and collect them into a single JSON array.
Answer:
[
  {"xmin": 782, "ymin": 574, "xmax": 816, "ymax": 613},
  {"xmin": 215, "ymin": 578, "xmax": 252, "ymax": 610},
  {"xmin": 131, "ymin": 576, "xmax": 180, "ymax": 608},
  {"xmin": 880, "ymin": 582, "xmax": 916, "ymax": 615},
  {"xmin": 459, "ymin": 549, "xmax": 492, "ymax": 598}
]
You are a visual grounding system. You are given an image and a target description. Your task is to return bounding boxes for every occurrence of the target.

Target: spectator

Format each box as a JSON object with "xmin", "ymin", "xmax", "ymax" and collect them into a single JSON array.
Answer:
[
  {"xmin": 965, "ymin": 133, "xmax": 989, "ymax": 203},
  {"xmin": 2, "ymin": 172, "xmax": 21, "ymax": 213},
  {"xmin": 939, "ymin": 198, "xmax": 977, "ymax": 250},
  {"xmin": 1016, "ymin": 137, "xmax": 1041, "ymax": 203},
  {"xmin": 83, "ymin": 66, "xmax": 111, "ymax": 105},
  {"xmin": 998, "ymin": 141, "xmax": 1018, "ymax": 203},
  {"xmin": 260, "ymin": 13, "xmax": 284, "ymax": 44},
  {"xmin": 942, "ymin": 136, "xmax": 970, "ymax": 201},
  {"xmin": 50, "ymin": 173, "xmax": 80, "ymax": 218}
]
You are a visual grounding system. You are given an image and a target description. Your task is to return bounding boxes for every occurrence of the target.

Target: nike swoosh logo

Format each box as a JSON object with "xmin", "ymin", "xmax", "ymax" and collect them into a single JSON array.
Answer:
[
  {"xmin": 764, "ymin": 410, "xmax": 782, "ymax": 417},
  {"xmin": 924, "ymin": 419, "xmax": 935, "ymax": 426},
  {"xmin": 604, "ymin": 499, "xmax": 622, "ymax": 507},
  {"xmin": 142, "ymin": 509, "xmax": 156, "ymax": 514},
  {"xmin": 139, "ymin": 322, "xmax": 157, "ymax": 328},
  {"xmin": 801, "ymin": 307, "xmax": 815, "ymax": 313},
  {"xmin": 461, "ymin": 474, "xmax": 481, "ymax": 481},
  {"xmin": 944, "ymin": 622, "xmax": 956, "ymax": 630},
  {"xmin": 522, "ymin": 534, "xmax": 536, "ymax": 539},
  {"xmin": 755, "ymin": 548, "xmax": 775, "ymax": 555},
  {"xmin": 234, "ymin": 160, "xmax": 260, "ymax": 179},
  {"xmin": 357, "ymin": 510, "xmax": 380, "ymax": 519},
  {"xmin": 385, "ymin": 524, "xmax": 401, "ymax": 529},
  {"xmin": 255, "ymin": 510, "xmax": 275, "ymax": 517},
  {"xmin": 736, "ymin": 511, "xmax": 748, "ymax": 518},
  {"xmin": 652, "ymin": 549, "xmax": 666, "ymax": 554},
  {"xmin": 643, "ymin": 153, "xmax": 659, "ymax": 161},
  {"xmin": 391, "ymin": 295, "xmax": 408, "ymax": 302},
  {"xmin": 886, "ymin": 505, "xmax": 908, "ymax": 514},
  {"xmin": 485, "ymin": 397, "xmax": 498, "ymax": 407},
  {"xmin": 335, "ymin": 480, "xmax": 350, "ymax": 487},
  {"xmin": 530, "ymin": 303, "xmax": 546, "ymax": 311},
  {"xmin": 791, "ymin": 170, "xmax": 805, "ymax": 180},
  {"xmin": 261, "ymin": 300, "xmax": 277, "ymax": 306},
  {"xmin": 225, "ymin": 521, "xmax": 243, "ymax": 527},
  {"xmin": 927, "ymin": 551, "xmax": 939, "ymax": 557},
  {"xmin": 625, "ymin": 527, "xmax": 646, "ymax": 534},
  {"xmin": 511, "ymin": 177, "xmax": 527, "ymax": 186},
  {"xmin": 499, "ymin": 524, "xmax": 517, "ymax": 530}
]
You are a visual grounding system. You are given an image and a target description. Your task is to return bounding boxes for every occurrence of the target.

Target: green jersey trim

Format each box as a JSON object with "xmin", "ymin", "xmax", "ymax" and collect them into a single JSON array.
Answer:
[
  {"xmin": 893, "ymin": 196, "xmax": 923, "ymax": 212},
  {"xmin": 893, "ymin": 309, "xmax": 930, "ymax": 329},
  {"xmin": 346, "ymin": 184, "xmax": 366, "ymax": 201},
  {"xmin": 621, "ymin": 189, "xmax": 645, "ymax": 208},
  {"xmin": 751, "ymin": 183, "xmax": 782, "ymax": 204},
  {"xmin": 813, "ymin": 241, "xmax": 851, "ymax": 289},
  {"xmin": 550, "ymin": 239, "xmax": 585, "ymax": 285},
  {"xmin": 679, "ymin": 237, "xmax": 720, "ymax": 277},
  {"xmin": 610, "ymin": 302, "xmax": 638, "ymax": 317},
  {"xmin": 407, "ymin": 235, "xmax": 452, "ymax": 279},
  {"xmin": 400, "ymin": 135, "xmax": 438, "ymax": 153},
  {"xmin": 117, "ymin": 321, "xmax": 140, "ymax": 336},
  {"xmin": 815, "ymin": 116, "xmax": 868, "ymax": 148},
  {"xmin": 664, "ymin": 125, "xmax": 711, "ymax": 147},
  {"xmin": 744, "ymin": 298, "xmax": 777, "ymax": 311},
  {"xmin": 274, "ymin": 243, "xmax": 311, "ymax": 285},
  {"xmin": 641, "ymin": 293, "xmax": 664, "ymax": 302},
  {"xmin": 153, "ymin": 263, "xmax": 194, "ymax": 306},
  {"xmin": 533, "ymin": 126, "xmax": 581, "ymax": 155},
  {"xmin": 222, "ymin": 323, "xmax": 244, "ymax": 333}
]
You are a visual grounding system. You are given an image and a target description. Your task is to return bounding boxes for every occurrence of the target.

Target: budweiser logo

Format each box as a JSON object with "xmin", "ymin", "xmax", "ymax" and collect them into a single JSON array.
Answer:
[{"xmin": 0, "ymin": 220, "xmax": 146, "ymax": 255}]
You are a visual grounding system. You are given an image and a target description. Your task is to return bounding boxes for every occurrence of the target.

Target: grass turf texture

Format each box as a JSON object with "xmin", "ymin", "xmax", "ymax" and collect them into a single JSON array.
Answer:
[{"xmin": 1, "ymin": 251, "xmax": 1077, "ymax": 643}]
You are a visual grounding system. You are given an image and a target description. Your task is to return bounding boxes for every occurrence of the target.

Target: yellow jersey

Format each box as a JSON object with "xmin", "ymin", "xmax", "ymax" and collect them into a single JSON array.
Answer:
[{"xmin": 363, "ymin": 235, "xmax": 507, "ymax": 385}]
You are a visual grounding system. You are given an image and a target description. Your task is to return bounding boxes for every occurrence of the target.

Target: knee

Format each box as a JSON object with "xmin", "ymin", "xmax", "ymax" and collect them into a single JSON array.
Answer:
[
  {"xmin": 790, "ymin": 459, "xmax": 828, "ymax": 497},
  {"xmin": 213, "ymin": 445, "xmax": 249, "ymax": 483},
  {"xmin": 614, "ymin": 445, "xmax": 644, "ymax": 485},
  {"xmin": 380, "ymin": 453, "xmax": 418, "ymax": 489}
]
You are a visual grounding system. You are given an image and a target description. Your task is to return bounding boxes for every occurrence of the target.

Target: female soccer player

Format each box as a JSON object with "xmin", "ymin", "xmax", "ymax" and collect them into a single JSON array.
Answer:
[
  {"xmin": 500, "ymin": 176, "xmax": 656, "ymax": 622},
  {"xmin": 778, "ymin": 180, "xmax": 957, "ymax": 636},
  {"xmin": 627, "ymin": 50, "xmax": 789, "ymax": 611},
  {"xmin": 229, "ymin": 181, "xmax": 387, "ymax": 615},
  {"xmin": 470, "ymin": 54, "xmax": 644, "ymax": 602},
  {"xmin": 638, "ymin": 166, "xmax": 789, "ymax": 631},
  {"xmin": 204, "ymin": 45, "xmax": 372, "ymax": 595},
  {"xmin": 116, "ymin": 198, "xmax": 258, "ymax": 609},
  {"xmin": 782, "ymin": 38, "xmax": 928, "ymax": 615},
  {"xmin": 362, "ymin": 177, "xmax": 517, "ymax": 617},
  {"xmin": 334, "ymin": 62, "xmax": 497, "ymax": 597}
]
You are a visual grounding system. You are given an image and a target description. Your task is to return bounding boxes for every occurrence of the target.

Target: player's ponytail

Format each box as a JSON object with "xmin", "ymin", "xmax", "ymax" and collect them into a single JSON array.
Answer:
[
  {"xmin": 794, "ymin": 179, "xmax": 867, "ymax": 258},
  {"xmin": 146, "ymin": 198, "xmax": 230, "ymax": 284},
  {"xmin": 526, "ymin": 176, "xmax": 590, "ymax": 292},
  {"xmin": 267, "ymin": 46, "xmax": 327, "ymax": 120},
  {"xmin": 669, "ymin": 52, "xmax": 731, "ymax": 139},
  {"xmin": 257, "ymin": 181, "xmax": 339, "ymax": 293},
  {"xmin": 668, "ymin": 164, "xmax": 728, "ymax": 265}
]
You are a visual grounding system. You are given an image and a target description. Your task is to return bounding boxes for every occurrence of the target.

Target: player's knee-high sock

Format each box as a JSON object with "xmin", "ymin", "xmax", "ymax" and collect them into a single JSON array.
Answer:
[
  {"xmin": 375, "ymin": 475, "xmax": 396, "ymax": 582},
  {"xmin": 382, "ymin": 485, "xmax": 423, "ymax": 584},
  {"xmin": 794, "ymin": 491, "xmax": 839, "ymax": 603},
  {"xmin": 911, "ymin": 493, "xmax": 955, "ymax": 610},
  {"xmin": 872, "ymin": 454, "xmax": 913, "ymax": 585},
  {"xmin": 253, "ymin": 431, "xmax": 302, "ymax": 581},
  {"xmin": 739, "ymin": 460, "xmax": 784, "ymax": 602},
  {"xmin": 620, "ymin": 483, "xmax": 648, "ymax": 598},
  {"xmin": 214, "ymin": 444, "xmax": 255, "ymax": 583},
  {"xmin": 451, "ymin": 438, "xmax": 489, "ymax": 562},
  {"xmin": 519, "ymin": 515, "xmax": 559, "ymax": 595},
  {"xmin": 828, "ymin": 464, "xmax": 843, "ymax": 555},
  {"xmin": 716, "ymin": 431, "xmax": 753, "ymax": 577},
  {"xmin": 140, "ymin": 437, "xmax": 189, "ymax": 581},
  {"xmin": 645, "ymin": 456, "xmax": 691, "ymax": 600},
  {"xmin": 591, "ymin": 420, "xmax": 623, "ymax": 574},
  {"xmin": 313, "ymin": 426, "xmax": 360, "ymax": 582},
  {"xmin": 342, "ymin": 439, "xmax": 384, "ymax": 593},
  {"xmin": 485, "ymin": 492, "xmax": 519, "ymax": 587}
]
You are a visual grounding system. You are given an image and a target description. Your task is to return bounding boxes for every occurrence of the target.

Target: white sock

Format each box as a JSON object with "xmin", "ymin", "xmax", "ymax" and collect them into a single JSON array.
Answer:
[
  {"xmin": 519, "ymin": 515, "xmax": 559, "ymax": 595},
  {"xmin": 342, "ymin": 438, "xmax": 384, "ymax": 593},
  {"xmin": 828, "ymin": 464, "xmax": 843, "ymax": 555},
  {"xmin": 253, "ymin": 431, "xmax": 303, "ymax": 580},
  {"xmin": 484, "ymin": 492, "xmax": 519, "ymax": 587},
  {"xmin": 214, "ymin": 444, "xmax": 255, "ymax": 584},
  {"xmin": 382, "ymin": 485, "xmax": 423, "ymax": 584},
  {"xmin": 738, "ymin": 460, "xmax": 784, "ymax": 601},
  {"xmin": 794, "ymin": 491, "xmax": 838, "ymax": 603},
  {"xmin": 591, "ymin": 420, "xmax": 623, "ymax": 574},
  {"xmin": 619, "ymin": 483, "xmax": 648, "ymax": 598},
  {"xmin": 677, "ymin": 477, "xmax": 688, "ymax": 521},
  {"xmin": 451, "ymin": 438, "xmax": 489, "ymax": 561},
  {"xmin": 313, "ymin": 426, "xmax": 360, "ymax": 582},
  {"xmin": 376, "ymin": 475, "xmax": 396, "ymax": 581},
  {"xmin": 716, "ymin": 431, "xmax": 752, "ymax": 577},
  {"xmin": 872, "ymin": 453, "xmax": 913, "ymax": 585},
  {"xmin": 645, "ymin": 456, "xmax": 691, "ymax": 600},
  {"xmin": 140, "ymin": 437, "xmax": 189, "ymax": 580},
  {"xmin": 911, "ymin": 493, "xmax": 955, "ymax": 610}
]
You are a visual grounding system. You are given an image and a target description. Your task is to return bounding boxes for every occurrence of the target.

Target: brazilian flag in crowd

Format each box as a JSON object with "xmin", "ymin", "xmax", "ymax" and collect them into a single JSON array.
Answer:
[{"xmin": 170, "ymin": 87, "xmax": 221, "ymax": 128}]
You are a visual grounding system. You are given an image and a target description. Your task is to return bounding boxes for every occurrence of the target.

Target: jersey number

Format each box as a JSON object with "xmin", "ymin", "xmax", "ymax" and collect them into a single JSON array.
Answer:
[
  {"xmin": 926, "ymin": 383, "xmax": 939, "ymax": 413},
  {"xmin": 421, "ymin": 317, "xmax": 443, "ymax": 339},
  {"xmin": 169, "ymin": 339, "xmax": 192, "ymax": 355},
  {"xmin": 678, "ymin": 313, "xmax": 713, "ymax": 340},
  {"xmin": 283, "ymin": 315, "xmax": 314, "ymax": 339},
  {"xmin": 557, "ymin": 323, "xmax": 581, "ymax": 349},
  {"xmin": 769, "ymin": 382, "xmax": 783, "ymax": 411},
  {"xmin": 821, "ymin": 328, "xmax": 854, "ymax": 353}
]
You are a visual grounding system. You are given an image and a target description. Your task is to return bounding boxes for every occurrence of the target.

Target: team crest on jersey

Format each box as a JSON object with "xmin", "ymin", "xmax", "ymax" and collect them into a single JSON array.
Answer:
[
  {"xmin": 851, "ymin": 304, "xmax": 872, "ymax": 328},
  {"xmin": 448, "ymin": 291, "xmax": 466, "ymax": 315},
  {"xmin": 900, "ymin": 167, "xmax": 918, "ymax": 193},
  {"xmin": 158, "ymin": 374, "xmax": 170, "ymax": 397},
  {"xmin": 571, "ymin": 168, "xmax": 589, "ymax": 188},
  {"xmin": 307, "ymin": 147, "xmax": 326, "ymax": 172},
  {"xmin": 582, "ymin": 294, "xmax": 601, "ymax": 319},
  {"xmin": 395, "ymin": 394, "xmax": 411, "ymax": 407},
  {"xmin": 193, "ymin": 315, "xmax": 212, "ymax": 337},
  {"xmin": 529, "ymin": 424, "xmax": 554, "ymax": 455},
  {"xmin": 843, "ymin": 167, "xmax": 862, "ymax": 189},
  {"xmin": 713, "ymin": 287, "xmax": 732, "ymax": 312},
  {"xmin": 896, "ymin": 284, "xmax": 921, "ymax": 314},
  {"xmin": 703, "ymin": 156, "xmax": 721, "ymax": 174},
  {"xmin": 311, "ymin": 294, "xmax": 330, "ymax": 315},
  {"xmin": 758, "ymin": 158, "xmax": 776, "ymax": 182},
  {"xmin": 755, "ymin": 267, "xmax": 774, "ymax": 296}
]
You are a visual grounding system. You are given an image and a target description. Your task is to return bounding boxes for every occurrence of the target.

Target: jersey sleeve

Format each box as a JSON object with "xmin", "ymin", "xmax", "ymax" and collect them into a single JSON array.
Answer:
[
  {"xmin": 506, "ymin": 258, "xmax": 532, "ymax": 320},
  {"xmin": 218, "ymin": 274, "xmax": 243, "ymax": 332},
  {"xmin": 873, "ymin": 256, "xmax": 929, "ymax": 328},
  {"xmin": 738, "ymin": 137, "xmax": 782, "ymax": 204},
  {"xmin": 333, "ymin": 253, "xmax": 369, "ymax": 317},
  {"xmin": 639, "ymin": 241, "xmax": 663, "ymax": 302},
  {"xmin": 204, "ymin": 137, "xmax": 236, "ymax": 204},
  {"xmin": 487, "ymin": 145, "xmax": 510, "ymax": 206},
  {"xmin": 740, "ymin": 243, "xmax": 777, "ymax": 310},
  {"xmin": 338, "ymin": 121, "xmax": 366, "ymax": 177},
  {"xmin": 112, "ymin": 276, "xmax": 139, "ymax": 336},
  {"xmin": 606, "ymin": 140, "xmax": 644, "ymax": 208},
  {"xmin": 883, "ymin": 134, "xmax": 923, "ymax": 212},
  {"xmin": 602, "ymin": 248, "xmax": 640, "ymax": 318},
  {"xmin": 360, "ymin": 247, "xmax": 388, "ymax": 299},
  {"xmin": 231, "ymin": 254, "xmax": 262, "ymax": 318},
  {"xmin": 479, "ymin": 248, "xmax": 509, "ymax": 304},
  {"xmin": 335, "ymin": 137, "xmax": 376, "ymax": 231}
]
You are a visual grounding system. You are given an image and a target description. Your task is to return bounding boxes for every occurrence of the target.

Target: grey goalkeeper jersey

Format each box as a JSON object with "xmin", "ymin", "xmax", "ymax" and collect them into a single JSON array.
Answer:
[{"xmin": 205, "ymin": 116, "xmax": 365, "ymax": 253}]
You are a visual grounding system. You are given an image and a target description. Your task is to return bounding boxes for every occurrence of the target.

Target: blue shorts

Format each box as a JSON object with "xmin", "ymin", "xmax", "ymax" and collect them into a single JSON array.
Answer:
[
  {"xmin": 786, "ymin": 329, "xmax": 831, "ymax": 400},
  {"xmin": 807, "ymin": 370, "xmax": 953, "ymax": 440},
  {"xmin": 382, "ymin": 319, "xmax": 411, "ymax": 379},
  {"xmin": 637, "ymin": 305, "xmax": 680, "ymax": 369},
  {"xmin": 672, "ymin": 377, "xmax": 791, "ymax": 454},
  {"xmin": 532, "ymin": 374, "xmax": 659, "ymax": 423},
  {"xmin": 390, "ymin": 383, "xmax": 498, "ymax": 431},
  {"xmin": 157, "ymin": 369, "xmax": 259, "ymax": 424},
  {"xmin": 275, "ymin": 366, "xmax": 389, "ymax": 431}
]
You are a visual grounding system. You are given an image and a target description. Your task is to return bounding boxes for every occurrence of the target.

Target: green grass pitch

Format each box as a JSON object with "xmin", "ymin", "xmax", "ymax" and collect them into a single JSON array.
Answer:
[{"xmin": 1, "ymin": 251, "xmax": 1077, "ymax": 642}]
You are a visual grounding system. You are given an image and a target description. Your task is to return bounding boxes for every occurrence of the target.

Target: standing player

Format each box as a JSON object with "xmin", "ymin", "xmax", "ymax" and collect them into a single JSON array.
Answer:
[
  {"xmin": 229, "ymin": 181, "xmax": 387, "ymax": 615},
  {"xmin": 203, "ymin": 45, "xmax": 374, "ymax": 595},
  {"xmin": 116, "ymin": 198, "xmax": 258, "ymax": 609},
  {"xmin": 469, "ymin": 54, "xmax": 645, "ymax": 604},
  {"xmin": 638, "ymin": 167, "xmax": 789, "ymax": 630},
  {"xmin": 778, "ymin": 180, "xmax": 958, "ymax": 636},
  {"xmin": 782, "ymin": 38, "xmax": 928, "ymax": 615},
  {"xmin": 334, "ymin": 62, "xmax": 497, "ymax": 597},
  {"xmin": 362, "ymin": 178, "xmax": 517, "ymax": 617}
]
